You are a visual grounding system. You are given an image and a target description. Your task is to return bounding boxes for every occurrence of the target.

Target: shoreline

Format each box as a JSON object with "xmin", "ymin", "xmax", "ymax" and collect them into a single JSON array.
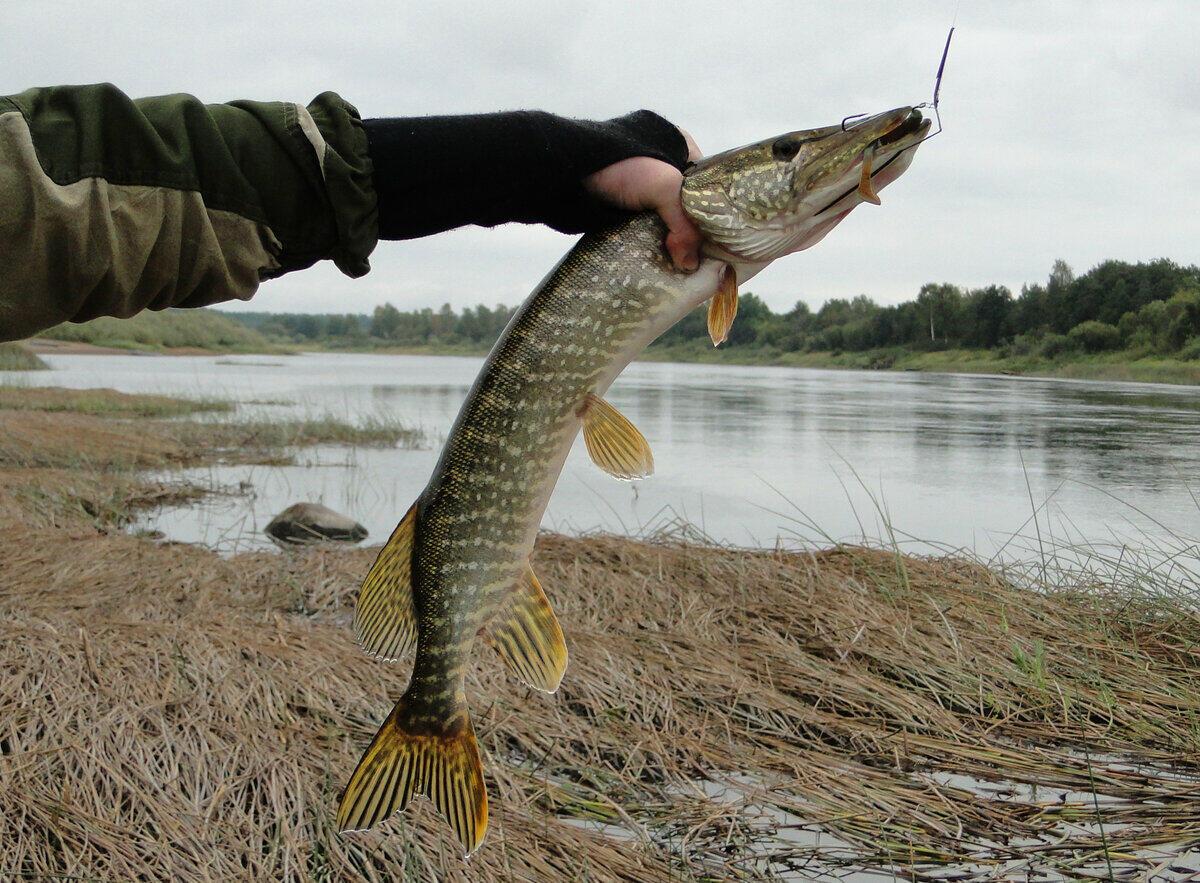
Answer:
[
  {"xmin": 19, "ymin": 336, "xmax": 1200, "ymax": 387},
  {"xmin": 23, "ymin": 338, "xmax": 280, "ymax": 357}
]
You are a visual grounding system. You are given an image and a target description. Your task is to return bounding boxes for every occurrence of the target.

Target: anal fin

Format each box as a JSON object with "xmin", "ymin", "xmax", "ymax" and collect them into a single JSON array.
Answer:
[
  {"xmin": 353, "ymin": 503, "xmax": 417, "ymax": 661},
  {"xmin": 707, "ymin": 264, "xmax": 738, "ymax": 346},
  {"xmin": 579, "ymin": 393, "xmax": 653, "ymax": 480},
  {"xmin": 488, "ymin": 565, "xmax": 568, "ymax": 693}
]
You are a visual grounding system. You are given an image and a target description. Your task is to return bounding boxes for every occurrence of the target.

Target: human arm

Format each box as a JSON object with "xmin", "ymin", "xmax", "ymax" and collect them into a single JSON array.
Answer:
[{"xmin": 0, "ymin": 84, "xmax": 697, "ymax": 342}]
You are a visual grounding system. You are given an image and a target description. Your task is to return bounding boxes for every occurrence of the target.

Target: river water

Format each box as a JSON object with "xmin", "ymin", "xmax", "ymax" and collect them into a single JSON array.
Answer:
[{"xmin": 12, "ymin": 352, "xmax": 1200, "ymax": 566}]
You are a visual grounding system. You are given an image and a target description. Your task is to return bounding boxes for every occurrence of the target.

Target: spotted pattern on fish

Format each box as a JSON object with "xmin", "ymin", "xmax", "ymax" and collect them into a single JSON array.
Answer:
[
  {"xmin": 337, "ymin": 106, "xmax": 933, "ymax": 855},
  {"xmin": 405, "ymin": 213, "xmax": 724, "ymax": 724}
]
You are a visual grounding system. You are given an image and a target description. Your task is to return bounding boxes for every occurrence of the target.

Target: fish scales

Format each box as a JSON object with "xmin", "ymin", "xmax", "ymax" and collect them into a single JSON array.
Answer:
[
  {"xmin": 408, "ymin": 213, "xmax": 713, "ymax": 701},
  {"xmin": 337, "ymin": 106, "xmax": 933, "ymax": 854}
]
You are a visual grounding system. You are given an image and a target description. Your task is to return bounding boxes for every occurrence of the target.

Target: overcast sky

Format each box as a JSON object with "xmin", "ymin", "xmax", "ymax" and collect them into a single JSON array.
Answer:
[{"xmin": 3, "ymin": 1, "xmax": 1197, "ymax": 315}]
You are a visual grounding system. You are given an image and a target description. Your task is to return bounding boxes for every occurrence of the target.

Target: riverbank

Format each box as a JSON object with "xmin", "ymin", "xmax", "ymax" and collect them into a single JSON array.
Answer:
[
  {"xmin": 640, "ymin": 342, "xmax": 1200, "ymax": 385},
  {"xmin": 1, "ymin": 385, "xmax": 1197, "ymax": 879},
  {"xmin": 27, "ymin": 329, "xmax": 1200, "ymax": 386},
  {"xmin": 328, "ymin": 341, "xmax": 1200, "ymax": 386},
  {"xmin": 33, "ymin": 308, "xmax": 295, "ymax": 356}
]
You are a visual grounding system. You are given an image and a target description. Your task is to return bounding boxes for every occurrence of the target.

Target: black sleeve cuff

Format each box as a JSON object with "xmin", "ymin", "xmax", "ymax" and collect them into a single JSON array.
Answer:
[{"xmin": 364, "ymin": 109, "xmax": 689, "ymax": 240}]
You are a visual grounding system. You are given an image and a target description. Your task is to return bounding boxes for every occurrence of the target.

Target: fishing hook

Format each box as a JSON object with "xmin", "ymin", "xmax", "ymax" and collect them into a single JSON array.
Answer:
[{"xmin": 841, "ymin": 112, "xmax": 869, "ymax": 132}]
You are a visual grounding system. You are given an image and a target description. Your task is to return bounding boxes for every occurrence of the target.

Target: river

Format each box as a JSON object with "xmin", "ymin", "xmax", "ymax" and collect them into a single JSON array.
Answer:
[{"xmin": 12, "ymin": 352, "xmax": 1200, "ymax": 568}]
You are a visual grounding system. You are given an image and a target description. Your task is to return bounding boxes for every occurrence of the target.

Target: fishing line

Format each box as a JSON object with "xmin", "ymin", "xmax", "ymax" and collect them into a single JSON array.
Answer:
[
  {"xmin": 841, "ymin": 24, "xmax": 955, "ymax": 139},
  {"xmin": 913, "ymin": 25, "xmax": 955, "ymax": 144},
  {"xmin": 817, "ymin": 29, "xmax": 955, "ymax": 216}
]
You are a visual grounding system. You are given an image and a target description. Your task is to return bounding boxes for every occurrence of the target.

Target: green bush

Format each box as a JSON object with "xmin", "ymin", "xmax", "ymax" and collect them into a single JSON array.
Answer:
[
  {"xmin": 1038, "ymin": 333, "xmax": 1075, "ymax": 358},
  {"xmin": 1117, "ymin": 311, "xmax": 1139, "ymax": 345},
  {"xmin": 1067, "ymin": 321, "xmax": 1121, "ymax": 353},
  {"xmin": 1178, "ymin": 336, "xmax": 1200, "ymax": 361},
  {"xmin": 1003, "ymin": 332, "xmax": 1042, "ymax": 358},
  {"xmin": 1164, "ymin": 288, "xmax": 1200, "ymax": 351}
]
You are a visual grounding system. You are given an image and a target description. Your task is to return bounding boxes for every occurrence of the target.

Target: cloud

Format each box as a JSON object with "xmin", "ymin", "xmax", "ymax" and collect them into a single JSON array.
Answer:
[{"xmin": 2, "ymin": 0, "xmax": 1196, "ymax": 314}]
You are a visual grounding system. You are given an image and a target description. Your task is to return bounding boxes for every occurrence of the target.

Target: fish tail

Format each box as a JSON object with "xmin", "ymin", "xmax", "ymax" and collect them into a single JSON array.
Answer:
[{"xmin": 336, "ymin": 690, "xmax": 488, "ymax": 856}]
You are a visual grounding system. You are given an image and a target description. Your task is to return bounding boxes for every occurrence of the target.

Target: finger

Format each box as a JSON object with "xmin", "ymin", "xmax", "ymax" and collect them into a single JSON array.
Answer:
[{"xmin": 656, "ymin": 196, "xmax": 702, "ymax": 272}]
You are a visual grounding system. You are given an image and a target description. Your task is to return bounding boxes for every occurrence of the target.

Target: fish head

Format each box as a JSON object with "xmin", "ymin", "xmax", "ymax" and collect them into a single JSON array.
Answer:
[{"xmin": 681, "ymin": 107, "xmax": 931, "ymax": 264}]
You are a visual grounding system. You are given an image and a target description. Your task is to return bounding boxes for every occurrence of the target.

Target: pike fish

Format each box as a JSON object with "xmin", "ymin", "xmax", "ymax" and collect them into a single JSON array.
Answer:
[{"xmin": 336, "ymin": 106, "xmax": 932, "ymax": 854}]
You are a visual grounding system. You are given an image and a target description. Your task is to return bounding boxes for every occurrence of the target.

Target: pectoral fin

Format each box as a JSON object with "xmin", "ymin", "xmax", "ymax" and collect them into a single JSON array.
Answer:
[
  {"xmin": 579, "ymin": 393, "xmax": 653, "ymax": 480},
  {"xmin": 707, "ymin": 264, "xmax": 738, "ymax": 346},
  {"xmin": 858, "ymin": 145, "xmax": 881, "ymax": 205},
  {"xmin": 353, "ymin": 503, "xmax": 417, "ymax": 661},
  {"xmin": 488, "ymin": 565, "xmax": 568, "ymax": 693}
]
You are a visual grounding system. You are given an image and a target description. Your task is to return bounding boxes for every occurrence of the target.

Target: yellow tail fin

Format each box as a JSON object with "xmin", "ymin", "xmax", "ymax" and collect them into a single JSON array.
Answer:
[{"xmin": 337, "ymin": 697, "xmax": 488, "ymax": 856}]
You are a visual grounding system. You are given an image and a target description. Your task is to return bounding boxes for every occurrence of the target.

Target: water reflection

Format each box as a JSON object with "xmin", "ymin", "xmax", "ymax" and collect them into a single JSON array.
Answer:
[{"xmin": 7, "ymin": 352, "xmax": 1199, "ymax": 555}]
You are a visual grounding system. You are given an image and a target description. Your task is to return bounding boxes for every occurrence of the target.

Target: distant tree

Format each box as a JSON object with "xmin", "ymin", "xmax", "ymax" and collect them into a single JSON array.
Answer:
[
  {"xmin": 371, "ymin": 303, "xmax": 402, "ymax": 339},
  {"xmin": 964, "ymin": 286, "xmax": 1013, "ymax": 348},
  {"xmin": 216, "ymin": 256, "xmax": 1200, "ymax": 359},
  {"xmin": 916, "ymin": 283, "xmax": 963, "ymax": 344},
  {"xmin": 1045, "ymin": 259, "xmax": 1075, "ymax": 332},
  {"xmin": 1049, "ymin": 259, "xmax": 1075, "ymax": 289},
  {"xmin": 1011, "ymin": 284, "xmax": 1045, "ymax": 336}
]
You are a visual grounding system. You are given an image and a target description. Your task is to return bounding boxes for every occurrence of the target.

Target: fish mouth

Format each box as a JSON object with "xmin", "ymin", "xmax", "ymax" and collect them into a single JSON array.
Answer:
[
  {"xmin": 814, "ymin": 109, "xmax": 931, "ymax": 216},
  {"xmin": 877, "ymin": 107, "xmax": 927, "ymax": 147}
]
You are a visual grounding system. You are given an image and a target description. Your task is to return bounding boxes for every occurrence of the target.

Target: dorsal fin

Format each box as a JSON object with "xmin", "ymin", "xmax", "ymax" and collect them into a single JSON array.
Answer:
[
  {"xmin": 488, "ymin": 565, "xmax": 568, "ymax": 693},
  {"xmin": 353, "ymin": 504, "xmax": 417, "ymax": 661},
  {"xmin": 578, "ymin": 393, "xmax": 653, "ymax": 481}
]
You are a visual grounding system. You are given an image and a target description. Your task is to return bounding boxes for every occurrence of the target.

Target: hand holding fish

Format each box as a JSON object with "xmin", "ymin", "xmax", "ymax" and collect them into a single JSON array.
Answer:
[{"xmin": 584, "ymin": 127, "xmax": 705, "ymax": 272}]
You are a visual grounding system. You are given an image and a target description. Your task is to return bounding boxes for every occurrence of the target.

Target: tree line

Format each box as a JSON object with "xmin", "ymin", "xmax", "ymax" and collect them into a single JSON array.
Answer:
[{"xmin": 224, "ymin": 258, "xmax": 1200, "ymax": 359}]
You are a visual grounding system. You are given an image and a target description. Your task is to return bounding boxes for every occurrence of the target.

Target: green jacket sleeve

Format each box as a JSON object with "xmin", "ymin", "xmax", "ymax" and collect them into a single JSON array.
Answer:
[{"xmin": 0, "ymin": 83, "xmax": 377, "ymax": 342}]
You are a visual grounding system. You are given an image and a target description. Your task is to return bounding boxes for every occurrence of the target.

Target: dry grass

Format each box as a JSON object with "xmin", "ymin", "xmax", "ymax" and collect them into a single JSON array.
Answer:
[
  {"xmin": 1, "ymin": 387, "xmax": 1198, "ymax": 880},
  {"xmin": 2, "ymin": 526, "xmax": 1198, "ymax": 881},
  {"xmin": 166, "ymin": 414, "xmax": 425, "ymax": 457}
]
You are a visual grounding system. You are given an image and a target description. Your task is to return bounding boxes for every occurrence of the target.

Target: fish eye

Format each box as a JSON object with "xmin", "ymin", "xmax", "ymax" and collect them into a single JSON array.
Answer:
[{"xmin": 771, "ymin": 138, "xmax": 802, "ymax": 162}]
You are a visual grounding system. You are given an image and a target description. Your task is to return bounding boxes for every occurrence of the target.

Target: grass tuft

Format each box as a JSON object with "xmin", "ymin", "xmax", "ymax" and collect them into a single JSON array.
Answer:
[{"xmin": 0, "ymin": 342, "xmax": 49, "ymax": 371}]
